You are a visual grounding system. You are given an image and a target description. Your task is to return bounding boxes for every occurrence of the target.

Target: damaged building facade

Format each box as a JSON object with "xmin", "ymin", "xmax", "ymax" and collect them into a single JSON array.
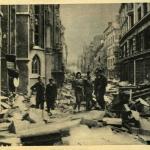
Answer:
[
  {"xmin": 118, "ymin": 3, "xmax": 150, "ymax": 85},
  {"xmin": 1, "ymin": 5, "xmax": 65, "ymax": 94}
]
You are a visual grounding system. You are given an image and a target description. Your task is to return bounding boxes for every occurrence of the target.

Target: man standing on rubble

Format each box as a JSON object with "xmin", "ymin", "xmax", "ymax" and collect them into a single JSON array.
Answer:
[
  {"xmin": 84, "ymin": 71, "xmax": 93, "ymax": 111},
  {"xmin": 31, "ymin": 76, "xmax": 45, "ymax": 109},
  {"xmin": 94, "ymin": 68, "xmax": 107, "ymax": 110},
  {"xmin": 45, "ymin": 78, "xmax": 57, "ymax": 115}
]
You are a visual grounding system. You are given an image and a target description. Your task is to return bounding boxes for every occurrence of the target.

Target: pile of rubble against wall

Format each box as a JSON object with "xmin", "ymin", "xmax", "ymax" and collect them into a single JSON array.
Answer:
[
  {"xmin": 118, "ymin": 81, "xmax": 150, "ymax": 100},
  {"xmin": 106, "ymin": 81, "xmax": 150, "ymax": 144}
]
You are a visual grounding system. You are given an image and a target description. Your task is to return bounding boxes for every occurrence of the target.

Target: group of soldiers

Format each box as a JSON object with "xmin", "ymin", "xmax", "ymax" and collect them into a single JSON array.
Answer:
[
  {"xmin": 31, "ymin": 77, "xmax": 57, "ymax": 115},
  {"xmin": 30, "ymin": 68, "xmax": 107, "ymax": 115},
  {"xmin": 72, "ymin": 68, "xmax": 107, "ymax": 112}
]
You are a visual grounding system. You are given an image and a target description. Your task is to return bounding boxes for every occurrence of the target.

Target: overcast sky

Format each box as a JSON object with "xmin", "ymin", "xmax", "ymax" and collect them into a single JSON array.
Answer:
[{"xmin": 60, "ymin": 4, "xmax": 120, "ymax": 64}]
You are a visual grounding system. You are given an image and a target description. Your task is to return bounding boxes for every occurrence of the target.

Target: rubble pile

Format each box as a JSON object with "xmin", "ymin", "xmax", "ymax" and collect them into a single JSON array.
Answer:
[
  {"xmin": 1, "ymin": 81, "xmax": 150, "ymax": 145},
  {"xmin": 106, "ymin": 81, "xmax": 150, "ymax": 144},
  {"xmin": 0, "ymin": 94, "xmax": 52, "ymax": 145},
  {"xmin": 57, "ymin": 83, "xmax": 75, "ymax": 114}
]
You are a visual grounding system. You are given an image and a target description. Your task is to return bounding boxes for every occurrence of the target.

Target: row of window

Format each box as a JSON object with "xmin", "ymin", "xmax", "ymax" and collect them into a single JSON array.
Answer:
[
  {"xmin": 120, "ymin": 27, "xmax": 150, "ymax": 58},
  {"xmin": 120, "ymin": 58, "xmax": 150, "ymax": 84},
  {"xmin": 33, "ymin": 5, "xmax": 61, "ymax": 49},
  {"xmin": 128, "ymin": 4, "xmax": 148, "ymax": 28},
  {"xmin": 120, "ymin": 3, "xmax": 149, "ymax": 37}
]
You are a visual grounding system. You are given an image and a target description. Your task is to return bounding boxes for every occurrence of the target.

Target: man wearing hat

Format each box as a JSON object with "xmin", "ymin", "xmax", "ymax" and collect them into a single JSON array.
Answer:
[
  {"xmin": 31, "ymin": 76, "xmax": 45, "ymax": 109},
  {"xmin": 94, "ymin": 68, "xmax": 107, "ymax": 110}
]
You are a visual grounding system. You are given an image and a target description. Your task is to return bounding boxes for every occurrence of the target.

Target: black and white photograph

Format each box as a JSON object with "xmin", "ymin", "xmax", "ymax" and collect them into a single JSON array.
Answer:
[{"xmin": 0, "ymin": 2, "xmax": 150, "ymax": 146}]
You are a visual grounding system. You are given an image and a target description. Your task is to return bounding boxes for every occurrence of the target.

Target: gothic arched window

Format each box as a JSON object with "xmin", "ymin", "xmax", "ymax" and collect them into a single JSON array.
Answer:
[{"xmin": 32, "ymin": 55, "xmax": 41, "ymax": 75}]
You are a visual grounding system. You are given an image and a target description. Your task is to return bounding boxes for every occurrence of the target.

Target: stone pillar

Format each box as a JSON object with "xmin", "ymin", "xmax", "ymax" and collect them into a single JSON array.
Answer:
[
  {"xmin": 133, "ymin": 35, "xmax": 137, "ymax": 85},
  {"xmin": 133, "ymin": 60, "xmax": 136, "ymax": 86},
  {"xmin": 134, "ymin": 4, "xmax": 137, "ymax": 24},
  {"xmin": 16, "ymin": 5, "xmax": 30, "ymax": 94},
  {"xmin": 133, "ymin": 35, "xmax": 136, "ymax": 54},
  {"xmin": 127, "ymin": 39, "xmax": 130, "ymax": 56}
]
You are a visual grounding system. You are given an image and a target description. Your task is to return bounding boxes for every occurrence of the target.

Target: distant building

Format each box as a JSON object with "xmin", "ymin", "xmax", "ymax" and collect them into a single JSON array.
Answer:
[
  {"xmin": 103, "ymin": 19, "xmax": 120, "ymax": 80},
  {"xmin": 80, "ymin": 35, "xmax": 104, "ymax": 74},
  {"xmin": 118, "ymin": 3, "xmax": 150, "ymax": 85},
  {"xmin": 1, "ymin": 5, "xmax": 65, "ymax": 94}
]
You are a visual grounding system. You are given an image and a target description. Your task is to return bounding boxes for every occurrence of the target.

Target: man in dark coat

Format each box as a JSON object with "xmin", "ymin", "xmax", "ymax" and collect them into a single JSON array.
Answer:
[
  {"xmin": 45, "ymin": 78, "xmax": 57, "ymax": 114},
  {"xmin": 94, "ymin": 69, "xmax": 107, "ymax": 110},
  {"xmin": 84, "ymin": 71, "xmax": 93, "ymax": 111},
  {"xmin": 31, "ymin": 76, "xmax": 45, "ymax": 109}
]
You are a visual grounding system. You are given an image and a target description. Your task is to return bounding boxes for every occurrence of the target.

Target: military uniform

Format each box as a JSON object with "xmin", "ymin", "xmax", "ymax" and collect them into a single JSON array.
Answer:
[
  {"xmin": 84, "ymin": 78, "xmax": 93, "ymax": 110},
  {"xmin": 94, "ymin": 74, "xmax": 107, "ymax": 109},
  {"xmin": 73, "ymin": 78, "xmax": 84, "ymax": 111},
  {"xmin": 45, "ymin": 83, "xmax": 57, "ymax": 112}
]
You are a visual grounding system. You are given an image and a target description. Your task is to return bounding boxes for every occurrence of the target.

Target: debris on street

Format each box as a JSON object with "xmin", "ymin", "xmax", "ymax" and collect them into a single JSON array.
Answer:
[{"xmin": 1, "ymin": 80, "xmax": 150, "ymax": 145}]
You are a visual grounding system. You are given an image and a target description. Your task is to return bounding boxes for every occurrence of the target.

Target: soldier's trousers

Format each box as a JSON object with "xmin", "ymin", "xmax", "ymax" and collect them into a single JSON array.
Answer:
[
  {"xmin": 36, "ymin": 96, "xmax": 44, "ymax": 110},
  {"xmin": 96, "ymin": 93, "xmax": 105, "ymax": 109},
  {"xmin": 46, "ymin": 99, "xmax": 55, "ymax": 113},
  {"xmin": 74, "ymin": 92, "xmax": 84, "ymax": 111},
  {"xmin": 85, "ymin": 94, "xmax": 92, "ymax": 110}
]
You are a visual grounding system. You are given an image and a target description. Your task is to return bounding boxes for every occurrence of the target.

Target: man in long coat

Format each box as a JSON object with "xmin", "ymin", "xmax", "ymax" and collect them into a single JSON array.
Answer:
[{"xmin": 31, "ymin": 76, "xmax": 45, "ymax": 109}]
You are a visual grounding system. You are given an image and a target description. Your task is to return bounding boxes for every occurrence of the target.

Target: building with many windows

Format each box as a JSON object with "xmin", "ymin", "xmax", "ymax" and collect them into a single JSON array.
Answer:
[
  {"xmin": 103, "ymin": 19, "xmax": 120, "ymax": 80},
  {"xmin": 1, "ymin": 5, "xmax": 65, "ymax": 94},
  {"xmin": 118, "ymin": 3, "xmax": 150, "ymax": 85}
]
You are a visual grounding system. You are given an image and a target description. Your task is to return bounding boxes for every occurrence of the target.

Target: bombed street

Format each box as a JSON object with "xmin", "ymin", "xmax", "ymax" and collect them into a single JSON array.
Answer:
[{"xmin": 1, "ymin": 3, "xmax": 150, "ymax": 146}]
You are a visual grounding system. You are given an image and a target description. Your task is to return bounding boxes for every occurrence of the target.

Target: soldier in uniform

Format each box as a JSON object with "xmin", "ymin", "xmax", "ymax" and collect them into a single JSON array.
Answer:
[
  {"xmin": 73, "ymin": 72, "xmax": 84, "ymax": 112},
  {"xmin": 84, "ymin": 71, "xmax": 93, "ymax": 111},
  {"xmin": 94, "ymin": 69, "xmax": 107, "ymax": 110}
]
